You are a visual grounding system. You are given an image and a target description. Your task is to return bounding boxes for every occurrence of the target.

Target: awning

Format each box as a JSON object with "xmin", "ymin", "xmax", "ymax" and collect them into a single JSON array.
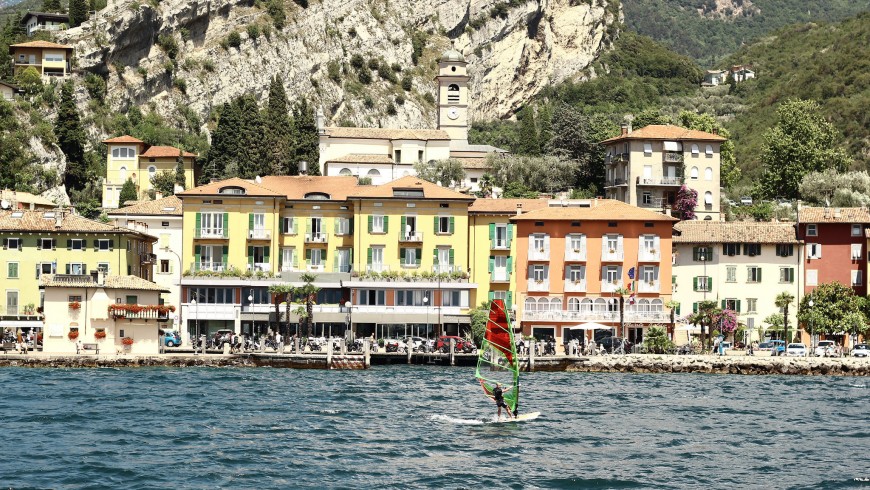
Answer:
[
  {"xmin": 566, "ymin": 322, "xmax": 614, "ymax": 331},
  {"xmin": 663, "ymin": 141, "xmax": 682, "ymax": 151}
]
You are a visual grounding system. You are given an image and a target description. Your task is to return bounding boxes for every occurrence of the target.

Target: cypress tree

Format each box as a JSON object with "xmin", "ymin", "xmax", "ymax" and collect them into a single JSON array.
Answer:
[
  {"xmin": 119, "ymin": 178, "xmax": 138, "ymax": 204},
  {"xmin": 516, "ymin": 106, "xmax": 541, "ymax": 156},
  {"xmin": 69, "ymin": 0, "xmax": 88, "ymax": 27},
  {"xmin": 175, "ymin": 149, "xmax": 187, "ymax": 190},
  {"xmin": 264, "ymin": 76, "xmax": 293, "ymax": 175},
  {"xmin": 290, "ymin": 99, "xmax": 320, "ymax": 175},
  {"xmin": 42, "ymin": 0, "xmax": 63, "ymax": 12},
  {"xmin": 206, "ymin": 102, "xmax": 240, "ymax": 179},
  {"xmin": 235, "ymin": 94, "xmax": 268, "ymax": 178},
  {"xmin": 54, "ymin": 81, "xmax": 87, "ymax": 192}
]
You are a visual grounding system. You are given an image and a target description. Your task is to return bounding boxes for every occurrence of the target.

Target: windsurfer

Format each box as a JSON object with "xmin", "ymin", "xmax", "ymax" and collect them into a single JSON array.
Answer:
[{"xmin": 493, "ymin": 383, "xmax": 514, "ymax": 419}]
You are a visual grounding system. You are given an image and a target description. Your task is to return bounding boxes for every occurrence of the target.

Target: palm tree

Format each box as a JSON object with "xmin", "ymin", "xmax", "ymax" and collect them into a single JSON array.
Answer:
[
  {"xmin": 665, "ymin": 300, "xmax": 680, "ymax": 342},
  {"xmin": 775, "ymin": 291, "xmax": 795, "ymax": 343},
  {"xmin": 297, "ymin": 273, "xmax": 320, "ymax": 338},
  {"xmin": 696, "ymin": 300, "xmax": 719, "ymax": 351},
  {"xmin": 268, "ymin": 284, "xmax": 294, "ymax": 337}
]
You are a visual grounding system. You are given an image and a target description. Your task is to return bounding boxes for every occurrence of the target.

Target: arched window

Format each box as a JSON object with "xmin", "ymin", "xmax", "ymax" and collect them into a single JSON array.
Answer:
[
  {"xmin": 550, "ymin": 298, "xmax": 562, "ymax": 310},
  {"xmin": 690, "ymin": 167, "xmax": 699, "ymax": 179},
  {"xmin": 525, "ymin": 297, "xmax": 536, "ymax": 312},
  {"xmin": 704, "ymin": 167, "xmax": 713, "ymax": 181},
  {"xmin": 119, "ymin": 166, "xmax": 127, "ymax": 181},
  {"xmin": 537, "ymin": 297, "xmax": 551, "ymax": 311},
  {"xmin": 367, "ymin": 169, "xmax": 381, "ymax": 177},
  {"xmin": 447, "ymin": 83, "xmax": 460, "ymax": 103},
  {"xmin": 593, "ymin": 298, "xmax": 607, "ymax": 312},
  {"xmin": 705, "ymin": 144, "xmax": 714, "ymax": 156},
  {"xmin": 651, "ymin": 299, "xmax": 663, "ymax": 312},
  {"xmin": 148, "ymin": 165, "xmax": 156, "ymax": 179},
  {"xmin": 568, "ymin": 298, "xmax": 580, "ymax": 311},
  {"xmin": 339, "ymin": 168, "xmax": 352, "ymax": 176},
  {"xmin": 580, "ymin": 298, "xmax": 593, "ymax": 312},
  {"xmin": 691, "ymin": 144, "xmax": 699, "ymax": 156},
  {"xmin": 637, "ymin": 299, "xmax": 650, "ymax": 312},
  {"xmin": 705, "ymin": 191, "xmax": 713, "ymax": 205}
]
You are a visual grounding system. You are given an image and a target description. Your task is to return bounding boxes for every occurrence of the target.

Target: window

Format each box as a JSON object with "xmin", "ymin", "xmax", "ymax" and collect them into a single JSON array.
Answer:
[
  {"xmin": 693, "ymin": 276, "xmax": 711, "ymax": 292},
  {"xmin": 160, "ymin": 260, "xmax": 170, "ymax": 273},
  {"xmin": 447, "ymin": 83, "xmax": 460, "ymax": 103},
  {"xmin": 776, "ymin": 244, "xmax": 794, "ymax": 257},
  {"xmin": 747, "ymin": 298, "xmax": 757, "ymax": 314},
  {"xmin": 307, "ymin": 248, "xmax": 322, "ymax": 267},
  {"xmin": 7, "ymin": 262, "xmax": 18, "ymax": 279},
  {"xmin": 532, "ymin": 265, "xmax": 547, "ymax": 282},
  {"xmin": 692, "ymin": 246, "xmax": 713, "ymax": 261},
  {"xmin": 370, "ymin": 247, "xmax": 384, "ymax": 270},
  {"xmin": 96, "ymin": 239, "xmax": 112, "ymax": 251},
  {"xmin": 442, "ymin": 290, "xmax": 463, "ymax": 307},
  {"xmin": 148, "ymin": 166, "xmax": 156, "ymax": 179},
  {"xmin": 719, "ymin": 266, "xmax": 734, "ymax": 283},
  {"xmin": 252, "ymin": 213, "xmax": 265, "ymax": 233},
  {"xmin": 111, "ymin": 147, "xmax": 136, "ymax": 159},
  {"xmin": 418, "ymin": 150, "xmax": 424, "ymax": 163},
  {"xmin": 493, "ymin": 224, "xmax": 509, "ymax": 249},
  {"xmin": 853, "ymin": 270, "xmax": 863, "ymax": 286},
  {"xmin": 200, "ymin": 212, "xmax": 225, "ymax": 236},
  {"xmin": 744, "ymin": 243, "xmax": 761, "ymax": 256},
  {"xmin": 723, "ymin": 243, "xmax": 741, "ymax": 256},
  {"xmin": 359, "ymin": 289, "xmax": 386, "ymax": 306},
  {"xmin": 371, "ymin": 215, "xmax": 385, "ymax": 233},
  {"xmin": 6, "ymin": 290, "xmax": 18, "ymax": 315},
  {"xmin": 807, "ymin": 243, "xmax": 822, "ymax": 259},
  {"xmin": 779, "ymin": 267, "xmax": 794, "ymax": 283},
  {"xmin": 4, "ymin": 238, "xmax": 21, "ymax": 250},
  {"xmin": 852, "ymin": 244, "xmax": 863, "ymax": 260},
  {"xmin": 532, "ymin": 234, "xmax": 546, "ymax": 252},
  {"xmin": 190, "ymin": 287, "xmax": 235, "ymax": 304},
  {"xmin": 704, "ymin": 191, "xmax": 713, "ymax": 208},
  {"xmin": 691, "ymin": 144, "xmax": 699, "ymax": 156},
  {"xmin": 394, "ymin": 150, "xmax": 402, "ymax": 163},
  {"xmin": 724, "ymin": 299, "xmax": 738, "ymax": 312},
  {"xmin": 397, "ymin": 290, "xmax": 432, "ymax": 306},
  {"xmin": 68, "ymin": 263, "xmax": 85, "ymax": 275},
  {"xmin": 852, "ymin": 224, "xmax": 863, "ymax": 236},
  {"xmin": 604, "ymin": 266, "xmax": 620, "ymax": 284},
  {"xmin": 642, "ymin": 192, "xmax": 651, "ymax": 205},
  {"xmin": 568, "ymin": 297, "xmax": 581, "ymax": 311},
  {"xmin": 97, "ymin": 263, "xmax": 110, "ymax": 275},
  {"xmin": 641, "ymin": 266, "xmax": 657, "ymax": 284},
  {"xmin": 747, "ymin": 266, "xmax": 762, "ymax": 283},
  {"xmin": 339, "ymin": 168, "xmax": 352, "ymax": 176},
  {"xmin": 806, "ymin": 270, "xmax": 818, "ymax": 286},
  {"xmin": 568, "ymin": 265, "xmax": 585, "ymax": 282},
  {"xmin": 281, "ymin": 248, "xmax": 296, "ymax": 271},
  {"xmin": 643, "ymin": 142, "xmax": 652, "ymax": 155},
  {"xmin": 38, "ymin": 238, "xmax": 54, "ymax": 250},
  {"xmin": 436, "ymin": 216, "xmax": 453, "ymax": 234},
  {"xmin": 401, "ymin": 248, "xmax": 420, "ymax": 267},
  {"xmin": 690, "ymin": 167, "xmax": 699, "ymax": 179},
  {"xmin": 335, "ymin": 217, "xmax": 350, "ymax": 236},
  {"xmin": 568, "ymin": 234, "xmax": 584, "ymax": 252},
  {"xmin": 281, "ymin": 217, "xmax": 296, "ymax": 234},
  {"xmin": 604, "ymin": 234, "xmax": 619, "ymax": 253},
  {"xmin": 704, "ymin": 167, "xmax": 713, "ymax": 180},
  {"xmin": 705, "ymin": 144, "xmax": 714, "ymax": 156},
  {"xmin": 806, "ymin": 224, "xmax": 817, "ymax": 236}
]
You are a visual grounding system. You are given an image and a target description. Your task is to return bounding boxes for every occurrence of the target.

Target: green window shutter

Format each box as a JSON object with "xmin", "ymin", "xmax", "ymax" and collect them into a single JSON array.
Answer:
[
  {"xmin": 506, "ymin": 291, "xmax": 513, "ymax": 310},
  {"xmin": 448, "ymin": 248, "xmax": 454, "ymax": 265},
  {"xmin": 248, "ymin": 213, "xmax": 254, "ymax": 231},
  {"xmin": 789, "ymin": 268, "xmax": 795, "ymax": 283},
  {"xmin": 368, "ymin": 215, "xmax": 373, "ymax": 233},
  {"xmin": 195, "ymin": 212, "xmax": 201, "ymax": 231},
  {"xmin": 693, "ymin": 277, "xmax": 698, "ymax": 291},
  {"xmin": 489, "ymin": 223, "xmax": 495, "ymax": 242},
  {"xmin": 449, "ymin": 217, "xmax": 455, "ymax": 234},
  {"xmin": 721, "ymin": 299, "xmax": 726, "ymax": 309},
  {"xmin": 264, "ymin": 246, "xmax": 270, "ymax": 264},
  {"xmin": 488, "ymin": 291, "xmax": 494, "ymax": 302},
  {"xmin": 278, "ymin": 248, "xmax": 283, "ymax": 269},
  {"xmin": 400, "ymin": 248, "xmax": 406, "ymax": 261},
  {"xmin": 693, "ymin": 247, "xmax": 699, "ymax": 261},
  {"xmin": 506, "ymin": 223, "xmax": 513, "ymax": 248},
  {"xmin": 757, "ymin": 268, "xmax": 762, "ymax": 282},
  {"xmin": 222, "ymin": 213, "xmax": 229, "ymax": 237},
  {"xmin": 383, "ymin": 216, "xmax": 389, "ymax": 233},
  {"xmin": 334, "ymin": 250, "xmax": 338, "ymax": 268},
  {"xmin": 367, "ymin": 248, "xmax": 372, "ymax": 265},
  {"xmin": 67, "ymin": 239, "xmax": 71, "ymax": 250},
  {"xmin": 693, "ymin": 302, "xmax": 698, "ymax": 313},
  {"xmin": 434, "ymin": 216, "xmax": 439, "ymax": 233},
  {"xmin": 93, "ymin": 239, "xmax": 98, "ymax": 251},
  {"xmin": 675, "ymin": 304, "xmax": 681, "ymax": 315},
  {"xmin": 65, "ymin": 264, "xmax": 70, "ymax": 274},
  {"xmin": 433, "ymin": 248, "xmax": 439, "ymax": 263},
  {"xmin": 222, "ymin": 245, "xmax": 228, "ymax": 265},
  {"xmin": 305, "ymin": 248, "xmax": 312, "ymax": 260},
  {"xmin": 292, "ymin": 218, "xmax": 298, "ymax": 234},
  {"xmin": 400, "ymin": 216, "xmax": 406, "ymax": 235},
  {"xmin": 507, "ymin": 256, "xmax": 513, "ymax": 275},
  {"xmin": 195, "ymin": 244, "xmax": 201, "ymax": 265},
  {"xmin": 415, "ymin": 249, "xmax": 421, "ymax": 265},
  {"xmin": 735, "ymin": 300, "xmax": 741, "ymax": 313},
  {"xmin": 109, "ymin": 239, "xmax": 114, "ymax": 251},
  {"xmin": 248, "ymin": 246, "xmax": 254, "ymax": 266},
  {"xmin": 488, "ymin": 256, "xmax": 494, "ymax": 273}
]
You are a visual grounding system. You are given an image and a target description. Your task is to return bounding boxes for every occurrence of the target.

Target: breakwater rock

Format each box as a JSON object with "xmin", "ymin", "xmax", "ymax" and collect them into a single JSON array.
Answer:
[
  {"xmin": 0, "ymin": 355, "xmax": 256, "ymax": 368},
  {"xmin": 565, "ymin": 355, "xmax": 870, "ymax": 376}
]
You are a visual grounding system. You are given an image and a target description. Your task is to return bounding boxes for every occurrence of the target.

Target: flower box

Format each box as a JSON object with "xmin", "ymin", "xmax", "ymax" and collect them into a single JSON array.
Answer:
[
  {"xmin": 121, "ymin": 337, "xmax": 134, "ymax": 346},
  {"xmin": 68, "ymin": 330, "xmax": 79, "ymax": 340},
  {"xmin": 69, "ymin": 301, "xmax": 81, "ymax": 310},
  {"xmin": 94, "ymin": 330, "xmax": 106, "ymax": 339}
]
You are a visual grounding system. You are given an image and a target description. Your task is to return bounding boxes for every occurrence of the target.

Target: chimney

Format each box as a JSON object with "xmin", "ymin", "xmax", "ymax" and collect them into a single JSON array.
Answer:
[
  {"xmin": 712, "ymin": 127, "xmax": 719, "ymax": 135},
  {"xmin": 55, "ymin": 208, "xmax": 64, "ymax": 228},
  {"xmin": 298, "ymin": 160, "xmax": 308, "ymax": 175},
  {"xmin": 834, "ymin": 208, "xmax": 841, "ymax": 219},
  {"xmin": 516, "ymin": 203, "xmax": 523, "ymax": 216},
  {"xmin": 620, "ymin": 123, "xmax": 628, "ymax": 136},
  {"xmin": 155, "ymin": 191, "xmax": 163, "ymax": 200},
  {"xmin": 90, "ymin": 270, "xmax": 98, "ymax": 282}
]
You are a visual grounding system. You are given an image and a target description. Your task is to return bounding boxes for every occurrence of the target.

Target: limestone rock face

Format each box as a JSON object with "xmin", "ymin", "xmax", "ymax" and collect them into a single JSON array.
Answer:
[{"xmin": 55, "ymin": 0, "xmax": 618, "ymax": 130}]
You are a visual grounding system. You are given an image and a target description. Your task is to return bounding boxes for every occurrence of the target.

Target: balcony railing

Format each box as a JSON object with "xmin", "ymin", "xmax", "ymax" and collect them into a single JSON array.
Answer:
[
  {"xmin": 491, "ymin": 270, "xmax": 510, "ymax": 283},
  {"xmin": 195, "ymin": 228, "xmax": 229, "ymax": 239},
  {"xmin": 191, "ymin": 262, "xmax": 226, "ymax": 272},
  {"xmin": 248, "ymin": 229, "xmax": 271, "ymax": 240},
  {"xmin": 640, "ymin": 197, "xmax": 671, "ymax": 209},
  {"xmin": 433, "ymin": 264, "xmax": 462, "ymax": 274},
  {"xmin": 601, "ymin": 249, "xmax": 624, "ymax": 261},
  {"xmin": 491, "ymin": 239, "xmax": 510, "ymax": 250},
  {"xmin": 601, "ymin": 280, "xmax": 624, "ymax": 293},
  {"xmin": 564, "ymin": 279, "xmax": 587, "ymax": 292},
  {"xmin": 280, "ymin": 262, "xmax": 300, "ymax": 272},
  {"xmin": 637, "ymin": 177, "xmax": 681, "ymax": 186},
  {"xmin": 564, "ymin": 248, "xmax": 587, "ymax": 261},
  {"xmin": 333, "ymin": 264, "xmax": 352, "ymax": 273},
  {"xmin": 607, "ymin": 153, "xmax": 629, "ymax": 165},
  {"xmin": 247, "ymin": 262, "xmax": 271, "ymax": 272},
  {"xmin": 109, "ymin": 304, "xmax": 172, "ymax": 321},
  {"xmin": 637, "ymin": 280, "xmax": 660, "ymax": 293},
  {"xmin": 305, "ymin": 233, "xmax": 329, "ymax": 243},
  {"xmin": 399, "ymin": 231, "xmax": 424, "ymax": 243},
  {"xmin": 523, "ymin": 310, "xmax": 670, "ymax": 323},
  {"xmin": 605, "ymin": 179, "xmax": 628, "ymax": 187},
  {"xmin": 367, "ymin": 264, "xmax": 390, "ymax": 273},
  {"xmin": 528, "ymin": 248, "xmax": 550, "ymax": 261},
  {"xmin": 638, "ymin": 249, "xmax": 661, "ymax": 262},
  {"xmin": 528, "ymin": 279, "xmax": 550, "ymax": 292},
  {"xmin": 663, "ymin": 152, "xmax": 684, "ymax": 163}
]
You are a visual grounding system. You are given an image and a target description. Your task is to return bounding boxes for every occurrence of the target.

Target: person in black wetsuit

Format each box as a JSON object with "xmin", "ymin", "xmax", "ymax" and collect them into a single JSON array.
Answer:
[{"xmin": 493, "ymin": 383, "xmax": 514, "ymax": 419}]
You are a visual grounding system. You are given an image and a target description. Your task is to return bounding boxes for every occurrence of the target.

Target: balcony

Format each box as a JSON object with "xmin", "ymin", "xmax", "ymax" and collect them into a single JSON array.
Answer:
[
  {"xmin": 663, "ymin": 152, "xmax": 683, "ymax": 163},
  {"xmin": 601, "ymin": 280, "xmax": 624, "ymax": 293},
  {"xmin": 305, "ymin": 233, "xmax": 329, "ymax": 244},
  {"xmin": 637, "ymin": 177, "xmax": 681, "ymax": 187},
  {"xmin": 601, "ymin": 249, "xmax": 624, "ymax": 262},
  {"xmin": 140, "ymin": 253, "xmax": 156, "ymax": 264},
  {"xmin": 638, "ymin": 248, "xmax": 661, "ymax": 262},
  {"xmin": 247, "ymin": 262, "xmax": 272, "ymax": 272},
  {"xmin": 564, "ymin": 248, "xmax": 587, "ymax": 262},
  {"xmin": 639, "ymin": 197, "xmax": 672, "ymax": 209},
  {"xmin": 605, "ymin": 178, "xmax": 628, "ymax": 188},
  {"xmin": 491, "ymin": 270, "xmax": 510, "ymax": 283},
  {"xmin": 108, "ymin": 304, "xmax": 174, "ymax": 321},
  {"xmin": 528, "ymin": 279, "xmax": 550, "ymax": 292},
  {"xmin": 195, "ymin": 228, "xmax": 229, "ymax": 239},
  {"xmin": 367, "ymin": 264, "xmax": 391, "ymax": 273},
  {"xmin": 637, "ymin": 280, "xmax": 660, "ymax": 293},
  {"xmin": 433, "ymin": 264, "xmax": 462, "ymax": 274},
  {"xmin": 191, "ymin": 262, "xmax": 226, "ymax": 272},
  {"xmin": 333, "ymin": 264, "xmax": 352, "ymax": 273},
  {"xmin": 399, "ymin": 231, "xmax": 424, "ymax": 243},
  {"xmin": 248, "ymin": 229, "xmax": 271, "ymax": 240},
  {"xmin": 280, "ymin": 262, "xmax": 300, "ymax": 272},
  {"xmin": 523, "ymin": 309, "xmax": 671, "ymax": 323},
  {"xmin": 528, "ymin": 248, "xmax": 550, "ymax": 261},
  {"xmin": 491, "ymin": 239, "xmax": 510, "ymax": 250},
  {"xmin": 564, "ymin": 279, "xmax": 587, "ymax": 292},
  {"xmin": 608, "ymin": 153, "xmax": 630, "ymax": 165}
]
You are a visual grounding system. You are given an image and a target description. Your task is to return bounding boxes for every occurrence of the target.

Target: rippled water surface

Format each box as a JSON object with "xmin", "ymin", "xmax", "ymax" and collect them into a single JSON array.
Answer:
[{"xmin": 0, "ymin": 367, "xmax": 867, "ymax": 489}]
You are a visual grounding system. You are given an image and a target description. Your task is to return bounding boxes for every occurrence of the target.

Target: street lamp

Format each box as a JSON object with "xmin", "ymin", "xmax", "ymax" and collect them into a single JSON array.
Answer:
[
  {"xmin": 190, "ymin": 295, "xmax": 198, "ymax": 355},
  {"xmin": 423, "ymin": 295, "xmax": 429, "ymax": 338},
  {"xmin": 808, "ymin": 297, "xmax": 814, "ymax": 354},
  {"xmin": 248, "ymin": 294, "xmax": 254, "ymax": 340},
  {"xmin": 345, "ymin": 301, "xmax": 352, "ymax": 340}
]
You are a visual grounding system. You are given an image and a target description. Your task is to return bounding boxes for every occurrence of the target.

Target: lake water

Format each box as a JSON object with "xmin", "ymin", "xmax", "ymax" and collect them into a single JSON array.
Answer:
[{"xmin": 0, "ymin": 367, "xmax": 867, "ymax": 489}]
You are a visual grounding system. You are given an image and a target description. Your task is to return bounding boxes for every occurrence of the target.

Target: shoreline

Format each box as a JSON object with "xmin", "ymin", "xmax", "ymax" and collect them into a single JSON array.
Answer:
[{"xmin": 1, "ymin": 352, "xmax": 869, "ymax": 375}]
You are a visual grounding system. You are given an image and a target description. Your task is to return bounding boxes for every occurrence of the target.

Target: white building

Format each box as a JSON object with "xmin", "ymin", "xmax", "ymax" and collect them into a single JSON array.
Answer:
[{"xmin": 672, "ymin": 221, "xmax": 802, "ymax": 343}]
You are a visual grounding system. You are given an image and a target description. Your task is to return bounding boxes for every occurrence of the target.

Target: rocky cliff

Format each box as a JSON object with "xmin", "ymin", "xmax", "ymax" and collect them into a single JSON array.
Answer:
[{"xmin": 56, "ymin": 0, "xmax": 619, "ymax": 131}]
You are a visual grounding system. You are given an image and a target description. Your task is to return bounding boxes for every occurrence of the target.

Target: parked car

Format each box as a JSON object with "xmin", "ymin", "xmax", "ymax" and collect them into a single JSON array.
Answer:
[
  {"xmin": 160, "ymin": 329, "xmax": 182, "ymax": 347},
  {"xmin": 436, "ymin": 335, "xmax": 474, "ymax": 353},
  {"xmin": 740, "ymin": 196, "xmax": 753, "ymax": 206},
  {"xmin": 597, "ymin": 336, "xmax": 632, "ymax": 353},
  {"xmin": 814, "ymin": 340, "xmax": 838, "ymax": 357},
  {"xmin": 404, "ymin": 336, "xmax": 427, "ymax": 352},
  {"xmin": 851, "ymin": 344, "xmax": 869, "ymax": 358},
  {"xmin": 786, "ymin": 343, "xmax": 807, "ymax": 357},
  {"xmin": 757, "ymin": 340, "xmax": 786, "ymax": 356}
]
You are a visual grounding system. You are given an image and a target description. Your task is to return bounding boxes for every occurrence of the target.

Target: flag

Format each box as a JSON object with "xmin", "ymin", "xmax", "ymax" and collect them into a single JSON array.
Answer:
[
  {"xmin": 629, "ymin": 293, "xmax": 636, "ymax": 305},
  {"xmin": 628, "ymin": 267, "xmax": 635, "ymax": 280}
]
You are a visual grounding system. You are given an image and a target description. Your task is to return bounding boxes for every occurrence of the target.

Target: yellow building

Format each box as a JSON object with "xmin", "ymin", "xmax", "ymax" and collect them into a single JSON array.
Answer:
[
  {"xmin": 467, "ymin": 199, "xmax": 549, "ymax": 313},
  {"xmin": 102, "ymin": 135, "xmax": 197, "ymax": 208},
  {"xmin": 9, "ymin": 40, "xmax": 73, "ymax": 79},
  {"xmin": 0, "ymin": 209, "xmax": 156, "ymax": 333}
]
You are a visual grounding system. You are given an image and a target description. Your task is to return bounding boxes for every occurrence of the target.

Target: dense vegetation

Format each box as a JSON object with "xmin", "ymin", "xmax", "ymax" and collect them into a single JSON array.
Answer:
[{"xmin": 622, "ymin": 0, "xmax": 870, "ymax": 64}]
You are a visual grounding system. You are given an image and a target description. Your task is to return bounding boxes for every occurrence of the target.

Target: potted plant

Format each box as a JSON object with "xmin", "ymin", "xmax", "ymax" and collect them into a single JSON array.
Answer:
[
  {"xmin": 121, "ymin": 337, "xmax": 134, "ymax": 346},
  {"xmin": 68, "ymin": 330, "xmax": 79, "ymax": 340},
  {"xmin": 69, "ymin": 301, "xmax": 81, "ymax": 310},
  {"xmin": 94, "ymin": 330, "xmax": 107, "ymax": 339}
]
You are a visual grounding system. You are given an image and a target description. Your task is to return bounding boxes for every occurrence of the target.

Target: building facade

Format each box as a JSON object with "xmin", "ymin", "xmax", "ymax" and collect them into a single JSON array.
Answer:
[
  {"xmin": 672, "ymin": 221, "xmax": 802, "ymax": 342},
  {"xmin": 20, "ymin": 11, "xmax": 69, "ymax": 36},
  {"xmin": 797, "ymin": 207, "xmax": 870, "ymax": 297},
  {"xmin": 511, "ymin": 199, "xmax": 677, "ymax": 345},
  {"xmin": 102, "ymin": 135, "xmax": 197, "ymax": 208},
  {"xmin": 601, "ymin": 124, "xmax": 726, "ymax": 221},
  {"xmin": 9, "ymin": 40, "xmax": 73, "ymax": 79}
]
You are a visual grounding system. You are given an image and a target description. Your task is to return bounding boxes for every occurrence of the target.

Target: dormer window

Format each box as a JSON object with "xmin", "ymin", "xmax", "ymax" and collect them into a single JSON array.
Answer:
[
  {"xmin": 219, "ymin": 186, "xmax": 245, "ymax": 195},
  {"xmin": 304, "ymin": 192, "xmax": 330, "ymax": 200},
  {"xmin": 393, "ymin": 189, "xmax": 424, "ymax": 198}
]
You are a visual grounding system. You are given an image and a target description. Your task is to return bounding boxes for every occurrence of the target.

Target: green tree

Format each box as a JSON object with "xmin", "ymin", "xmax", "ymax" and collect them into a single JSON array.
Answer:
[
  {"xmin": 69, "ymin": 0, "xmax": 88, "ymax": 27},
  {"xmin": 643, "ymin": 326, "xmax": 674, "ymax": 354},
  {"xmin": 476, "ymin": 173, "xmax": 494, "ymax": 198},
  {"xmin": 775, "ymin": 291, "xmax": 795, "ymax": 343},
  {"xmin": 263, "ymin": 75, "xmax": 293, "ymax": 175},
  {"xmin": 691, "ymin": 300, "xmax": 720, "ymax": 350},
  {"xmin": 679, "ymin": 111, "xmax": 741, "ymax": 190},
  {"xmin": 290, "ymin": 99, "xmax": 320, "ymax": 175},
  {"xmin": 488, "ymin": 154, "xmax": 577, "ymax": 195},
  {"xmin": 267, "ymin": 0, "xmax": 286, "ymax": 29},
  {"xmin": 548, "ymin": 104, "xmax": 598, "ymax": 190},
  {"xmin": 632, "ymin": 109, "xmax": 672, "ymax": 129},
  {"xmin": 42, "ymin": 0, "xmax": 63, "ymax": 12},
  {"xmin": 204, "ymin": 101, "xmax": 238, "ymax": 181},
  {"xmin": 268, "ymin": 284, "xmax": 294, "ymax": 337},
  {"xmin": 150, "ymin": 169, "xmax": 176, "ymax": 198},
  {"xmin": 413, "ymin": 158, "xmax": 466, "ymax": 187},
  {"xmin": 469, "ymin": 302, "xmax": 489, "ymax": 348},
  {"xmin": 174, "ymin": 149, "xmax": 187, "ymax": 190},
  {"xmin": 54, "ymin": 81, "xmax": 87, "ymax": 192},
  {"xmin": 295, "ymin": 273, "xmax": 320, "ymax": 338},
  {"xmin": 0, "ymin": 100, "xmax": 33, "ymax": 191},
  {"xmin": 515, "ymin": 107, "xmax": 541, "ymax": 156},
  {"xmin": 15, "ymin": 66, "xmax": 43, "ymax": 96},
  {"xmin": 760, "ymin": 99, "xmax": 851, "ymax": 200},
  {"xmin": 799, "ymin": 169, "xmax": 870, "ymax": 207},
  {"xmin": 501, "ymin": 182, "xmax": 538, "ymax": 199},
  {"xmin": 119, "ymin": 178, "xmax": 138, "ymax": 204},
  {"xmin": 797, "ymin": 282, "xmax": 866, "ymax": 336}
]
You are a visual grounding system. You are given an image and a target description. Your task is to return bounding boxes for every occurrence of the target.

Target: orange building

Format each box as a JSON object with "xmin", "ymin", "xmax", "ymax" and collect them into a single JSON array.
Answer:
[{"xmin": 511, "ymin": 199, "xmax": 677, "ymax": 346}]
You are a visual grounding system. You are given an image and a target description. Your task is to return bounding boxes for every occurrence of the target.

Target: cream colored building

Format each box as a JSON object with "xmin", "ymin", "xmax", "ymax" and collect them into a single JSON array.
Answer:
[
  {"xmin": 601, "ymin": 124, "xmax": 726, "ymax": 221},
  {"xmin": 9, "ymin": 40, "xmax": 73, "ymax": 79},
  {"xmin": 0, "ymin": 81, "xmax": 17, "ymax": 101},
  {"xmin": 319, "ymin": 46, "xmax": 505, "ymax": 193},
  {"xmin": 41, "ymin": 273, "xmax": 171, "ymax": 355},
  {"xmin": 672, "ymin": 221, "xmax": 802, "ymax": 342}
]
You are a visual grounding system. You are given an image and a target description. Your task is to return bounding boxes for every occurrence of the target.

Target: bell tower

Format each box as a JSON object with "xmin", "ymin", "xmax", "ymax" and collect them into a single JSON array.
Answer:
[{"xmin": 435, "ymin": 42, "xmax": 470, "ymax": 146}]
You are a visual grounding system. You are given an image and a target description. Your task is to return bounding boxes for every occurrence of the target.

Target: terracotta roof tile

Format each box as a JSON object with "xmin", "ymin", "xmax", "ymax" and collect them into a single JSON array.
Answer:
[
  {"xmin": 469, "ymin": 199, "xmax": 550, "ymax": 214},
  {"xmin": 673, "ymin": 221, "xmax": 798, "ymax": 244},
  {"xmin": 258, "ymin": 176, "xmax": 361, "ymax": 201},
  {"xmin": 324, "ymin": 126, "xmax": 451, "ymax": 141},
  {"xmin": 103, "ymin": 135, "xmax": 144, "ymax": 144},
  {"xmin": 107, "ymin": 195, "xmax": 182, "ymax": 216},
  {"xmin": 798, "ymin": 207, "xmax": 870, "ymax": 224},
  {"xmin": 327, "ymin": 154, "xmax": 393, "ymax": 164},
  {"xmin": 177, "ymin": 177, "xmax": 285, "ymax": 198},
  {"xmin": 10, "ymin": 40, "xmax": 73, "ymax": 50},
  {"xmin": 347, "ymin": 176, "xmax": 474, "ymax": 201},
  {"xmin": 40, "ymin": 274, "xmax": 169, "ymax": 292},
  {"xmin": 141, "ymin": 145, "xmax": 197, "ymax": 158},
  {"xmin": 510, "ymin": 199, "xmax": 678, "ymax": 222},
  {"xmin": 601, "ymin": 124, "xmax": 726, "ymax": 144},
  {"xmin": 0, "ymin": 210, "xmax": 154, "ymax": 238}
]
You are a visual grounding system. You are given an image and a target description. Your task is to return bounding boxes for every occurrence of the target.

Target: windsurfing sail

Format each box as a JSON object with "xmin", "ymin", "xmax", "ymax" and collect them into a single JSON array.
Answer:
[{"xmin": 475, "ymin": 299, "xmax": 521, "ymax": 414}]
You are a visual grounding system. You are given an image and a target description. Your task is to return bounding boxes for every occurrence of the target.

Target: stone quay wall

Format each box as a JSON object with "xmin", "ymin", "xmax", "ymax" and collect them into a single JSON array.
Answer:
[{"xmin": 563, "ymin": 355, "xmax": 870, "ymax": 376}]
